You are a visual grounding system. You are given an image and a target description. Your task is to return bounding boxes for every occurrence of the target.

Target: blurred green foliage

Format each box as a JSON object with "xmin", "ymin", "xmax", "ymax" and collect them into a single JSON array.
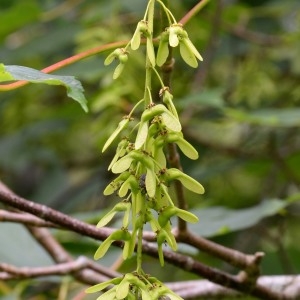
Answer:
[{"xmin": 1, "ymin": 0, "xmax": 300, "ymax": 299}]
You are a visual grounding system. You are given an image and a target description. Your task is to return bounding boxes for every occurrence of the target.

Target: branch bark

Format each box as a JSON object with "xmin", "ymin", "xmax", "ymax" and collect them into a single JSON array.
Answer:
[{"xmin": 0, "ymin": 183, "xmax": 296, "ymax": 299}]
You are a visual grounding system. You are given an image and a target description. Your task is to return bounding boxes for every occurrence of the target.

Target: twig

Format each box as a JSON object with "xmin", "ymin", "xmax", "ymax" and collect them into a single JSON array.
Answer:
[
  {"xmin": 0, "ymin": 210, "xmax": 57, "ymax": 228},
  {"xmin": 0, "ymin": 257, "xmax": 89, "ymax": 279},
  {"xmin": 179, "ymin": 0, "xmax": 211, "ymax": 26},
  {"xmin": 166, "ymin": 277, "xmax": 300, "ymax": 299},
  {"xmin": 0, "ymin": 185, "xmax": 291, "ymax": 299},
  {"xmin": 176, "ymin": 229, "xmax": 264, "ymax": 273}
]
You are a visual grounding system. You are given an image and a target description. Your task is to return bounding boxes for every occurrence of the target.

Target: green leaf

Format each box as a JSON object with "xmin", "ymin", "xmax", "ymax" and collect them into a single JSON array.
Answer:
[
  {"xmin": 0, "ymin": 64, "xmax": 88, "ymax": 112},
  {"xmin": 190, "ymin": 199, "xmax": 289, "ymax": 238}
]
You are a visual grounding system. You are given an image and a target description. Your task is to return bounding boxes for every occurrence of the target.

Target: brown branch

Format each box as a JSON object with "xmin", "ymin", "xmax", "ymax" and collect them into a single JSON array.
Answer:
[
  {"xmin": 0, "ymin": 210, "xmax": 57, "ymax": 228},
  {"xmin": 0, "ymin": 257, "xmax": 89, "ymax": 280},
  {"xmin": 167, "ymin": 277, "xmax": 300, "ymax": 299},
  {"xmin": 142, "ymin": 240, "xmax": 290, "ymax": 300},
  {"xmin": 27, "ymin": 226, "xmax": 120, "ymax": 284},
  {"xmin": 0, "ymin": 185, "xmax": 292, "ymax": 299},
  {"xmin": 176, "ymin": 229, "xmax": 264, "ymax": 273}
]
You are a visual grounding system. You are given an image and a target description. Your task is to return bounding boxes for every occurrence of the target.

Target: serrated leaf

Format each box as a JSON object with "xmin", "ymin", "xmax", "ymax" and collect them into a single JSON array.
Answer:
[
  {"xmin": 111, "ymin": 155, "xmax": 133, "ymax": 173},
  {"xmin": 179, "ymin": 40, "xmax": 198, "ymax": 68},
  {"xmin": 0, "ymin": 64, "xmax": 88, "ymax": 112},
  {"xmin": 135, "ymin": 121, "xmax": 149, "ymax": 149},
  {"xmin": 102, "ymin": 118, "xmax": 129, "ymax": 152},
  {"xmin": 176, "ymin": 137, "xmax": 199, "ymax": 160},
  {"xmin": 161, "ymin": 111, "xmax": 181, "ymax": 132}
]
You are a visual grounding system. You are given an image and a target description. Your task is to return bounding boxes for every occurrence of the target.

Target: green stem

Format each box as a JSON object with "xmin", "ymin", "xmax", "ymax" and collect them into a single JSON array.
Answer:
[
  {"xmin": 143, "ymin": 0, "xmax": 155, "ymax": 107},
  {"xmin": 136, "ymin": 0, "xmax": 157, "ymax": 276},
  {"xmin": 136, "ymin": 224, "xmax": 144, "ymax": 274}
]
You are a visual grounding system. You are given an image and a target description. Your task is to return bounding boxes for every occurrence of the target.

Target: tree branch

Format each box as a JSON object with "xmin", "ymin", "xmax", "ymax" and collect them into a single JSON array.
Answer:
[{"xmin": 0, "ymin": 183, "xmax": 294, "ymax": 299}]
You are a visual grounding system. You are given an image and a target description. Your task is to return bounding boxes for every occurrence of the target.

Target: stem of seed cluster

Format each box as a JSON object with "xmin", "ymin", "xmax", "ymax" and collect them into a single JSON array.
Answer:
[
  {"xmin": 136, "ymin": 0, "xmax": 156, "ymax": 276},
  {"xmin": 143, "ymin": 0, "xmax": 155, "ymax": 107}
]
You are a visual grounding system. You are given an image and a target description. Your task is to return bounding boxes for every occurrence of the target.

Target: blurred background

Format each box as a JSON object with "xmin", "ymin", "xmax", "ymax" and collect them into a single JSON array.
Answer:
[{"xmin": 0, "ymin": 0, "xmax": 300, "ymax": 299}]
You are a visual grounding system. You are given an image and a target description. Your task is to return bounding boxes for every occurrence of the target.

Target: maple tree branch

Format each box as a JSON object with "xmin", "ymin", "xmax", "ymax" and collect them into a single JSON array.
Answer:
[{"xmin": 0, "ymin": 182, "xmax": 293, "ymax": 299}]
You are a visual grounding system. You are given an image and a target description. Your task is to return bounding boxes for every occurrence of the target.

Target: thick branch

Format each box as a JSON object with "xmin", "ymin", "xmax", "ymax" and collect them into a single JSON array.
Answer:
[
  {"xmin": 0, "ymin": 210, "xmax": 57, "ymax": 228},
  {"xmin": 0, "ymin": 186, "xmax": 292, "ymax": 299}
]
